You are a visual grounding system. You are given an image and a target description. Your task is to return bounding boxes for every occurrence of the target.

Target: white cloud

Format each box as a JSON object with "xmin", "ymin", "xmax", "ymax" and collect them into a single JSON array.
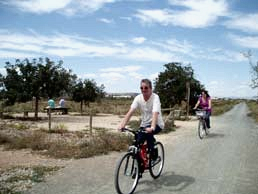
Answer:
[
  {"xmin": 201, "ymin": 49, "xmax": 246, "ymax": 63},
  {"xmin": 74, "ymin": 0, "xmax": 116, "ymax": 13},
  {"xmin": 135, "ymin": 0, "xmax": 229, "ymax": 28},
  {"xmin": 98, "ymin": 18, "xmax": 114, "ymax": 24},
  {"xmin": 0, "ymin": 30, "xmax": 124, "ymax": 58},
  {"xmin": 100, "ymin": 65, "xmax": 142, "ymax": 73},
  {"xmin": 125, "ymin": 47, "xmax": 174, "ymax": 62},
  {"xmin": 0, "ymin": 30, "xmax": 178, "ymax": 62},
  {"xmin": 229, "ymin": 34, "xmax": 258, "ymax": 49},
  {"xmin": 3, "ymin": 0, "xmax": 71, "ymax": 14},
  {"xmin": 225, "ymin": 13, "xmax": 258, "ymax": 34},
  {"xmin": 1, "ymin": 0, "xmax": 116, "ymax": 15},
  {"xmin": 0, "ymin": 68, "xmax": 6, "ymax": 76},
  {"xmin": 150, "ymin": 72, "xmax": 159, "ymax": 81},
  {"xmin": 0, "ymin": 50, "xmax": 40, "ymax": 59},
  {"xmin": 231, "ymin": 82, "xmax": 255, "ymax": 97},
  {"xmin": 120, "ymin": 16, "xmax": 133, "ymax": 22},
  {"xmin": 100, "ymin": 72, "xmax": 125, "ymax": 81},
  {"xmin": 131, "ymin": 37, "xmax": 146, "ymax": 44},
  {"xmin": 135, "ymin": 9, "xmax": 174, "ymax": 26},
  {"xmin": 128, "ymin": 71, "xmax": 142, "ymax": 80},
  {"xmin": 96, "ymin": 65, "xmax": 143, "ymax": 83},
  {"xmin": 164, "ymin": 39, "xmax": 193, "ymax": 54},
  {"xmin": 206, "ymin": 79, "xmax": 256, "ymax": 98},
  {"xmin": 0, "ymin": 29, "xmax": 246, "ymax": 65}
]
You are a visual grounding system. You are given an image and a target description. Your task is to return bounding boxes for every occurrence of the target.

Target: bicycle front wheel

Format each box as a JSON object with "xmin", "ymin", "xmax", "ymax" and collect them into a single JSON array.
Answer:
[
  {"xmin": 198, "ymin": 119, "xmax": 205, "ymax": 139},
  {"xmin": 114, "ymin": 152, "xmax": 140, "ymax": 194},
  {"xmin": 149, "ymin": 142, "xmax": 164, "ymax": 179}
]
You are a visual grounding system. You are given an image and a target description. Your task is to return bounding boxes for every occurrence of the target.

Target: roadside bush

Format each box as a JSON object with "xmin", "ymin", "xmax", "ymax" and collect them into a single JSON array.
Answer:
[
  {"xmin": 0, "ymin": 124, "xmax": 132, "ymax": 159},
  {"xmin": 246, "ymin": 100, "xmax": 258, "ymax": 122}
]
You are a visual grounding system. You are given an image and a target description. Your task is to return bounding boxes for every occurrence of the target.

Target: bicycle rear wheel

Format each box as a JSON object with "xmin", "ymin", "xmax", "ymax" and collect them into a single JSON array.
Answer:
[
  {"xmin": 149, "ymin": 142, "xmax": 164, "ymax": 179},
  {"xmin": 198, "ymin": 119, "xmax": 205, "ymax": 139},
  {"xmin": 114, "ymin": 152, "xmax": 140, "ymax": 194},
  {"xmin": 204, "ymin": 121, "xmax": 209, "ymax": 135}
]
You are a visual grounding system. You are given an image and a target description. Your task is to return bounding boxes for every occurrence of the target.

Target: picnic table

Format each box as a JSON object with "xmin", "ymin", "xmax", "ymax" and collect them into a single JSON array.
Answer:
[{"xmin": 44, "ymin": 107, "xmax": 69, "ymax": 115}]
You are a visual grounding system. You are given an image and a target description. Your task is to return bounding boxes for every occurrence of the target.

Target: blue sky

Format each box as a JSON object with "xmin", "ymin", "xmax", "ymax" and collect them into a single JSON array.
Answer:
[{"xmin": 0, "ymin": 0, "xmax": 258, "ymax": 98}]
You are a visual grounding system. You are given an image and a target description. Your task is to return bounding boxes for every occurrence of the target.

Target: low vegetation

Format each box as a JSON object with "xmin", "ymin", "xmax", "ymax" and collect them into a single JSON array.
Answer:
[
  {"xmin": 0, "ymin": 124, "xmax": 132, "ymax": 159},
  {"xmin": 246, "ymin": 100, "xmax": 258, "ymax": 123},
  {"xmin": 1, "ymin": 98, "xmax": 133, "ymax": 116},
  {"xmin": 0, "ymin": 166, "xmax": 61, "ymax": 193},
  {"xmin": 0, "ymin": 98, "xmax": 243, "ymax": 159},
  {"xmin": 211, "ymin": 99, "xmax": 242, "ymax": 116},
  {"xmin": 0, "ymin": 98, "xmax": 247, "ymax": 193}
]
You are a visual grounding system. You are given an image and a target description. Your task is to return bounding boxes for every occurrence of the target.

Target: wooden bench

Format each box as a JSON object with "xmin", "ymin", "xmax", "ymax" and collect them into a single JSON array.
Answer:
[{"xmin": 44, "ymin": 107, "xmax": 69, "ymax": 115}]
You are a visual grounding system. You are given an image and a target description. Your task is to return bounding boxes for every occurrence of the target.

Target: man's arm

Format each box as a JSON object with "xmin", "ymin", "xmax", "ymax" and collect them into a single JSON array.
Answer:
[{"xmin": 146, "ymin": 112, "xmax": 159, "ymax": 133}]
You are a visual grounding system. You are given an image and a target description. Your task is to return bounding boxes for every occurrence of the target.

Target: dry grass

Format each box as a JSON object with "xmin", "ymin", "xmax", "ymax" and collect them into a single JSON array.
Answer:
[
  {"xmin": 211, "ymin": 99, "xmax": 242, "ymax": 116},
  {"xmin": 2, "ymin": 98, "xmax": 134, "ymax": 115},
  {"xmin": 0, "ymin": 98, "xmax": 243, "ymax": 160},
  {"xmin": 0, "ymin": 123, "xmax": 132, "ymax": 159},
  {"xmin": 0, "ymin": 165, "xmax": 61, "ymax": 193},
  {"xmin": 246, "ymin": 100, "xmax": 258, "ymax": 123}
]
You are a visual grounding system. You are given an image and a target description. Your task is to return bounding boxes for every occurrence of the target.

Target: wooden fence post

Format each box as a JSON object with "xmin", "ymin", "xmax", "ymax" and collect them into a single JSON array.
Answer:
[
  {"xmin": 24, "ymin": 111, "xmax": 28, "ymax": 118},
  {"xmin": 48, "ymin": 108, "xmax": 51, "ymax": 131},
  {"xmin": 89, "ymin": 113, "xmax": 93, "ymax": 134}
]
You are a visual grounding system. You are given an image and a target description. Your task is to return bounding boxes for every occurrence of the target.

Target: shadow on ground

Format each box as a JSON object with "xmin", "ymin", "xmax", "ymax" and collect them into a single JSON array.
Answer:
[
  {"xmin": 206, "ymin": 133, "xmax": 225, "ymax": 139},
  {"xmin": 135, "ymin": 171, "xmax": 195, "ymax": 193}
]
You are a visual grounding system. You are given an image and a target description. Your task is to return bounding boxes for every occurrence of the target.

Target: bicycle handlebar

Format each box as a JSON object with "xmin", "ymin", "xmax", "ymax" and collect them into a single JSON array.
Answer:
[
  {"xmin": 120, "ymin": 127, "xmax": 148, "ymax": 134},
  {"xmin": 193, "ymin": 108, "xmax": 207, "ymax": 111},
  {"xmin": 121, "ymin": 127, "xmax": 134, "ymax": 133}
]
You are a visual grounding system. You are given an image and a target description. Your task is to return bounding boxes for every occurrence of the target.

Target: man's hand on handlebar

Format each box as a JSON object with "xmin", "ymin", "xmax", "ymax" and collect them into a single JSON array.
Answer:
[
  {"xmin": 118, "ymin": 125, "xmax": 125, "ymax": 132},
  {"xmin": 145, "ymin": 127, "xmax": 154, "ymax": 133}
]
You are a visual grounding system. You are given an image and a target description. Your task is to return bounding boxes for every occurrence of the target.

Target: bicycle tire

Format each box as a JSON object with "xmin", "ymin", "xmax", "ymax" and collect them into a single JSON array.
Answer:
[
  {"xmin": 204, "ymin": 120, "xmax": 209, "ymax": 135},
  {"xmin": 149, "ymin": 142, "xmax": 164, "ymax": 179},
  {"xmin": 114, "ymin": 152, "xmax": 140, "ymax": 194},
  {"xmin": 198, "ymin": 119, "xmax": 205, "ymax": 139}
]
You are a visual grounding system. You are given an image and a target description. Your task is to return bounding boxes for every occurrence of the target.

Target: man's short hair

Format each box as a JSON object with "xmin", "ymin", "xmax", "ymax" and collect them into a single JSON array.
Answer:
[{"xmin": 141, "ymin": 79, "xmax": 152, "ymax": 89}]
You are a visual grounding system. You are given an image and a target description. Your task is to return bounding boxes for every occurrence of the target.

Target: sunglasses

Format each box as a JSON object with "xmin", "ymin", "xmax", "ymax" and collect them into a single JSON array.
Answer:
[{"xmin": 140, "ymin": 86, "xmax": 149, "ymax": 90}]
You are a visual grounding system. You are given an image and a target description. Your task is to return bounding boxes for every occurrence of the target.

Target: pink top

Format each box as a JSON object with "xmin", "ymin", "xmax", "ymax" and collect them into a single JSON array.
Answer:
[{"xmin": 199, "ymin": 96, "xmax": 211, "ymax": 112}]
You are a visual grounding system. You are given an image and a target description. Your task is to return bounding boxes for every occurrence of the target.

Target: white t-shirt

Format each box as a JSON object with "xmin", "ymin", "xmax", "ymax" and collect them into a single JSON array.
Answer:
[{"xmin": 131, "ymin": 93, "xmax": 164, "ymax": 129}]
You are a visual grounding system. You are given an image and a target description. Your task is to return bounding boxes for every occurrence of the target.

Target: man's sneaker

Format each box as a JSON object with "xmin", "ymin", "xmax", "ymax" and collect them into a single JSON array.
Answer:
[{"xmin": 151, "ymin": 148, "xmax": 158, "ymax": 161}]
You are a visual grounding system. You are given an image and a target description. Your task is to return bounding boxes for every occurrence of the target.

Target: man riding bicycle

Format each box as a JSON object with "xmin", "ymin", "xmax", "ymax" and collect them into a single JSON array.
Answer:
[{"xmin": 118, "ymin": 78, "xmax": 164, "ymax": 159}]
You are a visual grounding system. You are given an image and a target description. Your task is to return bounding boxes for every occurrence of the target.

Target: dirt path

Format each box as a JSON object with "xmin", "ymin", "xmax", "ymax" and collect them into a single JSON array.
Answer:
[
  {"xmin": 0, "ymin": 116, "xmax": 196, "ymax": 170},
  {"xmin": 0, "ymin": 113, "xmax": 198, "ymax": 193},
  {"xmin": 0, "ymin": 112, "xmax": 196, "ymax": 171},
  {"xmin": 27, "ymin": 103, "xmax": 258, "ymax": 194}
]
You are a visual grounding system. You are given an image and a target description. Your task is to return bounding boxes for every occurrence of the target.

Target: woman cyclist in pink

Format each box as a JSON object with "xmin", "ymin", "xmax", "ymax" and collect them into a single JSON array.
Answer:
[{"xmin": 193, "ymin": 90, "xmax": 212, "ymax": 129}]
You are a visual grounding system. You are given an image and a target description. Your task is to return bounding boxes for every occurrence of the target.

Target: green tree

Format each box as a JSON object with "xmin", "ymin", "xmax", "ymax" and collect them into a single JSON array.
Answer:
[
  {"xmin": 3, "ymin": 58, "xmax": 76, "ymax": 118},
  {"xmin": 3, "ymin": 61, "xmax": 23, "ymax": 105},
  {"xmin": 242, "ymin": 50, "xmax": 258, "ymax": 97},
  {"xmin": 0, "ymin": 73, "xmax": 4, "ymax": 103},
  {"xmin": 251, "ymin": 62, "xmax": 258, "ymax": 89},
  {"xmin": 72, "ymin": 79, "xmax": 105, "ymax": 114},
  {"xmin": 154, "ymin": 62, "xmax": 204, "ymax": 109},
  {"xmin": 36, "ymin": 58, "xmax": 77, "ymax": 98}
]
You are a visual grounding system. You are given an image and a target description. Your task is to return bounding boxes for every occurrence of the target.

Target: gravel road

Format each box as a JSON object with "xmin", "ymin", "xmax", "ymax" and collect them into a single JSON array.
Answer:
[{"xmin": 28, "ymin": 102, "xmax": 258, "ymax": 194}]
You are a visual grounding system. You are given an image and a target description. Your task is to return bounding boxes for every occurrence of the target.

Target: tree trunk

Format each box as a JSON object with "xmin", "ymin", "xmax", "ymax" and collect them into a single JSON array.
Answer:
[
  {"xmin": 80, "ymin": 101, "xmax": 83, "ymax": 115},
  {"xmin": 34, "ymin": 97, "xmax": 39, "ymax": 119}
]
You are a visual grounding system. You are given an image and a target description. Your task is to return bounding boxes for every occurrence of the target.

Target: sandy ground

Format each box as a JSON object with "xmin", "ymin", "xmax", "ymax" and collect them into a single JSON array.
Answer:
[{"xmin": 0, "ymin": 113, "xmax": 197, "ymax": 170}]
